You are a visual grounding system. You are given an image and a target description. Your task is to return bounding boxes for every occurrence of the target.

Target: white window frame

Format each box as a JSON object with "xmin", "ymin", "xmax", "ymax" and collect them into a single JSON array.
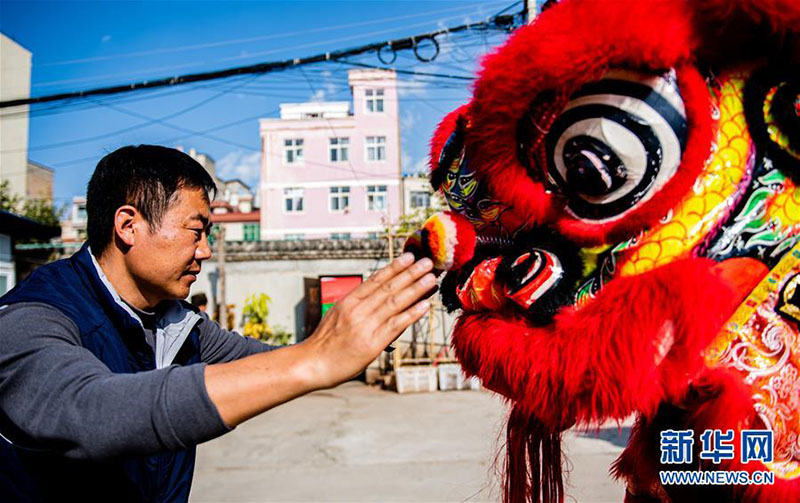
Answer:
[
  {"xmin": 365, "ymin": 136, "xmax": 386, "ymax": 162},
  {"xmin": 283, "ymin": 138, "xmax": 304, "ymax": 165},
  {"xmin": 364, "ymin": 88, "xmax": 385, "ymax": 114},
  {"xmin": 328, "ymin": 186, "xmax": 350, "ymax": 213},
  {"xmin": 283, "ymin": 233, "xmax": 305, "ymax": 241},
  {"xmin": 329, "ymin": 137, "xmax": 349, "ymax": 162},
  {"xmin": 283, "ymin": 188, "xmax": 304, "ymax": 213},
  {"xmin": 366, "ymin": 185, "xmax": 388, "ymax": 211},
  {"xmin": 330, "ymin": 232, "xmax": 352, "ymax": 240},
  {"xmin": 410, "ymin": 190, "xmax": 431, "ymax": 209}
]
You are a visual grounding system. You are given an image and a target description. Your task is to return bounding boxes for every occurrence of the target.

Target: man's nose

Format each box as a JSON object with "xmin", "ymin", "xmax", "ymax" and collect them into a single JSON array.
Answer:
[{"xmin": 196, "ymin": 232, "xmax": 213, "ymax": 261}]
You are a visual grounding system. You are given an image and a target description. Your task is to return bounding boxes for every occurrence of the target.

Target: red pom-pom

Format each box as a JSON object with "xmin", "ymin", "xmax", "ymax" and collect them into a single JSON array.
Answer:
[{"xmin": 402, "ymin": 211, "xmax": 476, "ymax": 270}]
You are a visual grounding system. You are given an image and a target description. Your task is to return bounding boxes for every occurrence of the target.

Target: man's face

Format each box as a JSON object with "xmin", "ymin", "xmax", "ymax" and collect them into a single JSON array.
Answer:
[{"xmin": 127, "ymin": 187, "xmax": 212, "ymax": 306}]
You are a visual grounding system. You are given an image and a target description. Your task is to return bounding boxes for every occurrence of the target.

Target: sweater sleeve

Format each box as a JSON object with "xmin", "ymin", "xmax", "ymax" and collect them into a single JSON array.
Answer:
[
  {"xmin": 0, "ymin": 303, "xmax": 231, "ymax": 461},
  {"xmin": 195, "ymin": 315, "xmax": 280, "ymax": 364}
]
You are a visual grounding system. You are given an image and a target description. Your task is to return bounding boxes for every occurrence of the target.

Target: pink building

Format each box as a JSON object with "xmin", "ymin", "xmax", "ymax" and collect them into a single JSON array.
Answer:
[{"xmin": 259, "ymin": 69, "xmax": 402, "ymax": 240}]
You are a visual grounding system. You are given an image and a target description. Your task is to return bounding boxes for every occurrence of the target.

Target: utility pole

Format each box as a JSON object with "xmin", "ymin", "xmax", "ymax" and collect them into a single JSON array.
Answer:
[
  {"xmin": 526, "ymin": 0, "xmax": 538, "ymax": 24},
  {"xmin": 216, "ymin": 225, "xmax": 227, "ymax": 329},
  {"xmin": 387, "ymin": 221, "xmax": 395, "ymax": 261}
]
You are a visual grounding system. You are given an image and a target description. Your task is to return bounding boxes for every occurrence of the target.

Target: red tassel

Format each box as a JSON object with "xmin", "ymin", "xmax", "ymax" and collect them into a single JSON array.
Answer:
[{"xmin": 505, "ymin": 405, "xmax": 565, "ymax": 503}]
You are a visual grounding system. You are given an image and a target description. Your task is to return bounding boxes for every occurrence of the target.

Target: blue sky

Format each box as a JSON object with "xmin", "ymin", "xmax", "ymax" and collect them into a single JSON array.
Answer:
[{"xmin": 0, "ymin": 0, "xmax": 521, "ymax": 208}]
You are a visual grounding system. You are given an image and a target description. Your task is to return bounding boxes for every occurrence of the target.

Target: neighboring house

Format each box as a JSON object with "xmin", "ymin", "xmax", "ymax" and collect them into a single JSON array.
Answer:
[
  {"xmin": 0, "ymin": 34, "xmax": 31, "ymax": 200},
  {"xmin": 219, "ymin": 179, "xmax": 254, "ymax": 213},
  {"xmin": 401, "ymin": 174, "xmax": 445, "ymax": 219},
  {"xmin": 25, "ymin": 160, "xmax": 54, "ymax": 201},
  {"xmin": 181, "ymin": 147, "xmax": 258, "ymax": 220},
  {"xmin": 260, "ymin": 69, "xmax": 402, "ymax": 240},
  {"xmin": 0, "ymin": 35, "xmax": 54, "ymax": 204},
  {"xmin": 210, "ymin": 194, "xmax": 260, "ymax": 244},
  {"xmin": 179, "ymin": 146, "xmax": 225, "ymax": 195},
  {"xmin": 60, "ymin": 196, "xmax": 87, "ymax": 244},
  {"xmin": 0, "ymin": 210, "xmax": 61, "ymax": 295},
  {"xmin": 211, "ymin": 179, "xmax": 260, "ymax": 243}
]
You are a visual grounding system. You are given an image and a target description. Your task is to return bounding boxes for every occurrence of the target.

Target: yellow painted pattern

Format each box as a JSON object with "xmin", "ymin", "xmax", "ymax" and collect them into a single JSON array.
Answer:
[{"xmin": 616, "ymin": 71, "xmax": 752, "ymax": 276}]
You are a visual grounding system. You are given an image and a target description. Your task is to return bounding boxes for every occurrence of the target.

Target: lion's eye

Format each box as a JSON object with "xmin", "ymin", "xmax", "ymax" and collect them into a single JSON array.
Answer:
[{"xmin": 544, "ymin": 70, "xmax": 687, "ymax": 221}]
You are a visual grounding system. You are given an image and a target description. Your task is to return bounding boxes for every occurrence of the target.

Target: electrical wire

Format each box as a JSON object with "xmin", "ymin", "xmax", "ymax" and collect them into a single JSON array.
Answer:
[
  {"xmin": 0, "ymin": 3, "xmax": 522, "ymax": 108},
  {"xmin": 2, "ymin": 16, "xmax": 508, "ymax": 122},
  {"xmin": 4, "ymin": 75, "xmax": 258, "ymax": 154},
  {"xmin": 47, "ymin": 108, "xmax": 278, "ymax": 168},
  {"xmin": 36, "ymin": 2, "xmax": 513, "ymax": 68}
]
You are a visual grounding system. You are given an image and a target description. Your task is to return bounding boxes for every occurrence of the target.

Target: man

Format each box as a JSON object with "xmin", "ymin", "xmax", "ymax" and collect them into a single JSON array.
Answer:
[{"xmin": 0, "ymin": 145, "xmax": 435, "ymax": 501}]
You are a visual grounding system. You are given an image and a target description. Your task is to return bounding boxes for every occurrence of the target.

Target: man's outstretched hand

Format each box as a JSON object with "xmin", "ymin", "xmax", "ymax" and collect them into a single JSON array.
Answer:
[
  {"xmin": 301, "ymin": 252, "xmax": 435, "ymax": 388},
  {"xmin": 205, "ymin": 253, "xmax": 435, "ymax": 427}
]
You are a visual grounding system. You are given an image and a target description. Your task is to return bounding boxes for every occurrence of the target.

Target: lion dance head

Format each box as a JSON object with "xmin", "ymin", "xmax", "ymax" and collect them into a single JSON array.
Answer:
[{"xmin": 404, "ymin": 1, "xmax": 800, "ymax": 501}]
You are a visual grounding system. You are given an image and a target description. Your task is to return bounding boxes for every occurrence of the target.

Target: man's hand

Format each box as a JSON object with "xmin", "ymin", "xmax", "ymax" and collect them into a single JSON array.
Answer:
[
  {"xmin": 205, "ymin": 253, "xmax": 435, "ymax": 427},
  {"xmin": 300, "ymin": 252, "xmax": 435, "ymax": 388}
]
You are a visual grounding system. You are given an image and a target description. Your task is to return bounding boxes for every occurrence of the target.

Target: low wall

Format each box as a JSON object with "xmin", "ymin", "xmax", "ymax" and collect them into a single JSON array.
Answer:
[{"xmin": 191, "ymin": 239, "xmax": 457, "ymax": 354}]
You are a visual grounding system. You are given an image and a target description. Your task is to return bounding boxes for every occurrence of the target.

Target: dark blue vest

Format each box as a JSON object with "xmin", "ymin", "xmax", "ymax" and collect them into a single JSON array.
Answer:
[{"xmin": 0, "ymin": 245, "xmax": 202, "ymax": 502}]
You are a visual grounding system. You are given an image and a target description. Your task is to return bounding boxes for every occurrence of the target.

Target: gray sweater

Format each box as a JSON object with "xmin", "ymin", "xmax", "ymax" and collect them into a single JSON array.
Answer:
[{"xmin": 0, "ymin": 301, "xmax": 276, "ymax": 461}]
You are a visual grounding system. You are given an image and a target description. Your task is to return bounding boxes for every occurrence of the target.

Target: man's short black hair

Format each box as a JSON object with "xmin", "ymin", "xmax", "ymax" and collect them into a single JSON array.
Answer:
[{"xmin": 86, "ymin": 145, "xmax": 217, "ymax": 256}]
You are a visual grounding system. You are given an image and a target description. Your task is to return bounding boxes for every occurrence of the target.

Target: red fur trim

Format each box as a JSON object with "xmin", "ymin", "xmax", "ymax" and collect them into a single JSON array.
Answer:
[
  {"xmin": 429, "ymin": 105, "xmax": 468, "ymax": 179},
  {"xmin": 553, "ymin": 66, "xmax": 714, "ymax": 246},
  {"xmin": 693, "ymin": 0, "xmax": 800, "ymax": 66},
  {"xmin": 452, "ymin": 258, "xmax": 749, "ymax": 429},
  {"xmin": 467, "ymin": 0, "xmax": 697, "ymax": 233}
]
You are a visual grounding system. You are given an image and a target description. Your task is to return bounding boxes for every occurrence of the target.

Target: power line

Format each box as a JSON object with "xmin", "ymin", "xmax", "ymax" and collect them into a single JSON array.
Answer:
[
  {"xmin": 35, "ymin": 2, "xmax": 512, "ymax": 68},
  {"xmin": 2, "ymin": 65, "xmax": 473, "ymax": 153},
  {"xmin": 89, "ymin": 98, "xmax": 257, "ymax": 152},
  {"xmin": 4, "ymin": 75, "xmax": 257, "ymax": 154},
  {"xmin": 2, "ymin": 24, "xmax": 503, "ymax": 120},
  {"xmin": 48, "ymin": 109, "xmax": 279, "ymax": 169},
  {"xmin": 338, "ymin": 60, "xmax": 473, "ymax": 81},
  {"xmin": 1, "ymin": 72, "xmax": 276, "ymax": 120},
  {"xmin": 0, "ymin": 5, "xmax": 522, "ymax": 109},
  {"xmin": 29, "ymin": 9, "xmax": 486, "ymax": 91}
]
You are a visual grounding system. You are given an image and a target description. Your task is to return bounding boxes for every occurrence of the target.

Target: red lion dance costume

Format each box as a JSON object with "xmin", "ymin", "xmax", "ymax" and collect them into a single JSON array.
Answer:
[{"xmin": 404, "ymin": 1, "xmax": 800, "ymax": 501}]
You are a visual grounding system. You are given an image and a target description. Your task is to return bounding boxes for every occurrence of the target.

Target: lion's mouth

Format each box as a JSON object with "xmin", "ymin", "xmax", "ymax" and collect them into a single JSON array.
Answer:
[
  {"xmin": 443, "ymin": 126, "xmax": 767, "ymax": 325},
  {"xmin": 439, "ymin": 227, "xmax": 586, "ymax": 326}
]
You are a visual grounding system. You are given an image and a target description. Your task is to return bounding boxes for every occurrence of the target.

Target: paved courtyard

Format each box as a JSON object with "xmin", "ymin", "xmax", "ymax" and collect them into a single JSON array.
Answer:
[{"xmin": 191, "ymin": 382, "xmax": 629, "ymax": 502}]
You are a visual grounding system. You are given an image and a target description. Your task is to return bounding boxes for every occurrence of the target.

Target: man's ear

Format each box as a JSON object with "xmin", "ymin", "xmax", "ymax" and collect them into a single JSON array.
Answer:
[{"xmin": 113, "ymin": 205, "xmax": 140, "ymax": 247}]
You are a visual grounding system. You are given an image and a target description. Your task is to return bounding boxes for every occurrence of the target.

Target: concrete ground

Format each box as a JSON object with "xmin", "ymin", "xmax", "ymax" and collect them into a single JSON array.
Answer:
[{"xmin": 191, "ymin": 382, "xmax": 629, "ymax": 503}]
